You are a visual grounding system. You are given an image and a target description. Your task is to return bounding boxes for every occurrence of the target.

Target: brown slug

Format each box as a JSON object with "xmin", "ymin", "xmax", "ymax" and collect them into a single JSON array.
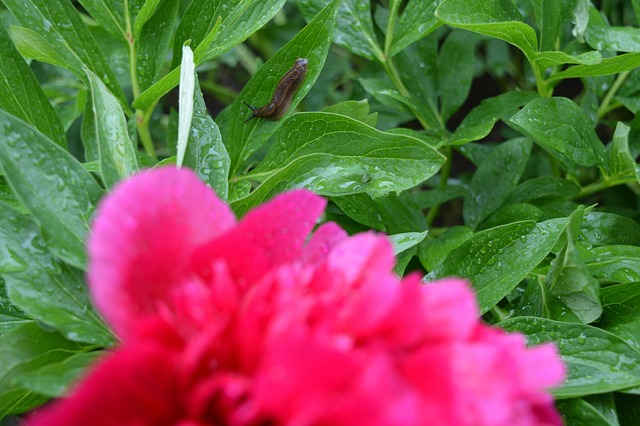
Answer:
[{"xmin": 243, "ymin": 58, "xmax": 308, "ymax": 123}]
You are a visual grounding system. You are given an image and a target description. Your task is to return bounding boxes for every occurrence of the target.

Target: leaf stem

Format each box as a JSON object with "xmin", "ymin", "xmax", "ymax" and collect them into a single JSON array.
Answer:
[
  {"xmin": 136, "ymin": 109, "xmax": 156, "ymax": 159},
  {"xmin": 598, "ymin": 71, "xmax": 630, "ymax": 118},
  {"xmin": 577, "ymin": 175, "xmax": 638, "ymax": 198},
  {"xmin": 384, "ymin": 0, "xmax": 401, "ymax": 58}
]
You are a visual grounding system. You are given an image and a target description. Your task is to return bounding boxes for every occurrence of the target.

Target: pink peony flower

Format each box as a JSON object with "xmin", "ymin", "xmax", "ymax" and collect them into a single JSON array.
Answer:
[{"xmin": 29, "ymin": 167, "xmax": 565, "ymax": 426}]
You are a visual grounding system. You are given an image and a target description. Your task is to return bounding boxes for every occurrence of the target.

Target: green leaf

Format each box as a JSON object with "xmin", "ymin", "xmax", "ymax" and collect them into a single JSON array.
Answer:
[
  {"xmin": 584, "ymin": 246, "xmax": 640, "ymax": 283},
  {"xmin": 479, "ymin": 203, "xmax": 543, "ymax": 230},
  {"xmin": 183, "ymin": 79, "xmax": 230, "ymax": 200},
  {"xmin": 8, "ymin": 26, "xmax": 67, "ymax": 69},
  {"xmin": 322, "ymin": 100, "xmax": 378, "ymax": 127},
  {"xmin": 533, "ymin": 50, "xmax": 602, "ymax": 70},
  {"xmin": 463, "ymin": 138, "xmax": 532, "ymax": 228},
  {"xmin": 531, "ymin": 0, "xmax": 577, "ymax": 52},
  {"xmin": 78, "ymin": 0, "xmax": 145, "ymax": 41},
  {"xmin": 437, "ymin": 30, "xmax": 477, "ymax": 121},
  {"xmin": 0, "ymin": 24, "xmax": 66, "ymax": 148},
  {"xmin": 431, "ymin": 218, "xmax": 568, "ymax": 314},
  {"xmin": 332, "ymin": 192, "xmax": 427, "ymax": 233},
  {"xmin": 86, "ymin": 69, "xmax": 139, "ymax": 188},
  {"xmin": 510, "ymin": 97, "xmax": 605, "ymax": 169},
  {"xmin": 607, "ymin": 122, "xmax": 637, "ymax": 180},
  {"xmin": 221, "ymin": 0, "xmax": 339, "ymax": 175},
  {"xmin": 500, "ymin": 317, "xmax": 640, "ymax": 398},
  {"xmin": 15, "ymin": 351, "xmax": 103, "ymax": 397},
  {"xmin": 0, "ymin": 293, "xmax": 31, "ymax": 339},
  {"xmin": 170, "ymin": 0, "xmax": 220, "ymax": 69},
  {"xmin": 450, "ymin": 91, "xmax": 539, "ymax": 145},
  {"xmin": 388, "ymin": 231, "xmax": 428, "ymax": 256},
  {"xmin": 2, "ymin": 0, "xmax": 127, "ymax": 108},
  {"xmin": 389, "ymin": 0, "xmax": 442, "ymax": 56},
  {"xmin": 601, "ymin": 282, "xmax": 640, "ymax": 350},
  {"xmin": 585, "ymin": 6, "xmax": 640, "ymax": 53},
  {"xmin": 413, "ymin": 185, "xmax": 467, "ymax": 209},
  {"xmin": 133, "ymin": 0, "xmax": 161, "ymax": 40},
  {"xmin": 546, "ymin": 207, "xmax": 602, "ymax": 324},
  {"xmin": 0, "ymin": 202, "xmax": 113, "ymax": 346},
  {"xmin": 297, "ymin": 0, "xmax": 384, "ymax": 61},
  {"xmin": 0, "ymin": 323, "xmax": 88, "ymax": 416},
  {"xmin": 506, "ymin": 176, "xmax": 580, "ymax": 205},
  {"xmin": 0, "ymin": 111, "xmax": 103, "ymax": 269},
  {"xmin": 548, "ymin": 53, "xmax": 640, "ymax": 83},
  {"xmin": 581, "ymin": 212, "xmax": 640, "ymax": 247},
  {"xmin": 418, "ymin": 226, "xmax": 473, "ymax": 272},
  {"xmin": 136, "ymin": 0, "xmax": 179, "ymax": 91},
  {"xmin": 435, "ymin": 0, "xmax": 538, "ymax": 61},
  {"xmin": 557, "ymin": 396, "xmax": 622, "ymax": 425},
  {"xmin": 231, "ymin": 112, "xmax": 446, "ymax": 215}
]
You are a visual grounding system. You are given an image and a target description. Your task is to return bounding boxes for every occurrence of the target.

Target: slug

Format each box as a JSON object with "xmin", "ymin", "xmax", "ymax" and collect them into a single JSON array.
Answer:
[{"xmin": 243, "ymin": 58, "xmax": 308, "ymax": 123}]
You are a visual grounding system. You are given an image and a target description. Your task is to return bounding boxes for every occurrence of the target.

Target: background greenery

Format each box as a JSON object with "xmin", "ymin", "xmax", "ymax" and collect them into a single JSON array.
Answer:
[{"xmin": 1, "ymin": 0, "xmax": 640, "ymax": 424}]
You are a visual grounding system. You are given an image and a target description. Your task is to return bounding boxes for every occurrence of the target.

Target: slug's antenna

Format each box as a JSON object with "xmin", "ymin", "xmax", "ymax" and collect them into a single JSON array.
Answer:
[{"xmin": 242, "ymin": 101, "xmax": 257, "ymax": 124}]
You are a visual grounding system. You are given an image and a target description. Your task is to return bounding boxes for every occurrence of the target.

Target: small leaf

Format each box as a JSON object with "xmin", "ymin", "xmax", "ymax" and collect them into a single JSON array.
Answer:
[
  {"xmin": 86, "ymin": 69, "xmax": 139, "ymax": 188},
  {"xmin": 607, "ymin": 122, "xmax": 637, "ymax": 179},
  {"xmin": 510, "ymin": 97, "xmax": 605, "ymax": 169},
  {"xmin": 600, "ymin": 282, "xmax": 640, "ymax": 350},
  {"xmin": 506, "ymin": 176, "xmax": 580, "ymax": 205},
  {"xmin": 451, "ymin": 91, "xmax": 539, "ymax": 145},
  {"xmin": 388, "ymin": 231, "xmax": 428, "ymax": 256},
  {"xmin": 431, "ymin": 218, "xmax": 568, "ymax": 314},
  {"xmin": 389, "ymin": 0, "xmax": 442, "ymax": 56},
  {"xmin": 548, "ymin": 53, "xmax": 640, "ymax": 83},
  {"xmin": 500, "ymin": 317, "xmax": 640, "ymax": 398},
  {"xmin": 322, "ymin": 100, "xmax": 377, "ymax": 126},
  {"xmin": 418, "ymin": 226, "xmax": 473, "ymax": 272}
]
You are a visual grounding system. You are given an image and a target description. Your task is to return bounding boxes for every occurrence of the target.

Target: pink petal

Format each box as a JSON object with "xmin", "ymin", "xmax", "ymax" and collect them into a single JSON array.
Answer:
[
  {"xmin": 88, "ymin": 167, "xmax": 235, "ymax": 340},
  {"xmin": 302, "ymin": 222, "xmax": 348, "ymax": 265},
  {"xmin": 189, "ymin": 190, "xmax": 326, "ymax": 286},
  {"xmin": 421, "ymin": 278, "xmax": 479, "ymax": 342},
  {"xmin": 327, "ymin": 232, "xmax": 394, "ymax": 284}
]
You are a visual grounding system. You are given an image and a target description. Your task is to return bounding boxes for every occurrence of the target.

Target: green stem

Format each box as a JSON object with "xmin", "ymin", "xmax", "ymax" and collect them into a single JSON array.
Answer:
[
  {"xmin": 426, "ymin": 147, "xmax": 452, "ymax": 227},
  {"xmin": 384, "ymin": 0, "xmax": 401, "ymax": 58},
  {"xmin": 136, "ymin": 109, "xmax": 156, "ymax": 159},
  {"xmin": 598, "ymin": 71, "xmax": 630, "ymax": 118},
  {"xmin": 577, "ymin": 176, "xmax": 638, "ymax": 198},
  {"xmin": 531, "ymin": 60, "xmax": 551, "ymax": 97}
]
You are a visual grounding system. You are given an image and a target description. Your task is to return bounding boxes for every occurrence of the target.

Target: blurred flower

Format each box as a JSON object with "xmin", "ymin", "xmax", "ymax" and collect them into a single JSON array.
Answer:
[{"xmin": 29, "ymin": 167, "xmax": 565, "ymax": 426}]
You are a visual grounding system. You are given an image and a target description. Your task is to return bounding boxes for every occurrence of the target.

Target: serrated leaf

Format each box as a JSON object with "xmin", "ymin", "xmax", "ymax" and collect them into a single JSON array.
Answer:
[
  {"xmin": 500, "ymin": 317, "xmax": 640, "ymax": 398},
  {"xmin": 86, "ymin": 70, "xmax": 139, "ymax": 188},
  {"xmin": 389, "ymin": 0, "xmax": 442, "ymax": 56},
  {"xmin": 431, "ymin": 218, "xmax": 568, "ymax": 313},
  {"xmin": 231, "ymin": 112, "xmax": 446, "ymax": 215},
  {"xmin": 297, "ymin": 0, "xmax": 383, "ymax": 61},
  {"xmin": 0, "ymin": 24, "xmax": 66, "ymax": 148},
  {"xmin": 0, "ymin": 111, "xmax": 103, "ymax": 268},
  {"xmin": 221, "ymin": 0, "xmax": 339, "ymax": 175},
  {"xmin": 435, "ymin": 0, "xmax": 538, "ymax": 61},
  {"xmin": 451, "ymin": 91, "xmax": 539, "ymax": 145},
  {"xmin": 510, "ymin": 97, "xmax": 605, "ymax": 169},
  {"xmin": 0, "ymin": 202, "xmax": 113, "ymax": 346},
  {"xmin": 2, "ymin": 0, "xmax": 127, "ymax": 108},
  {"xmin": 183, "ymin": 79, "xmax": 229, "ymax": 200},
  {"xmin": 464, "ymin": 138, "xmax": 532, "ymax": 228}
]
